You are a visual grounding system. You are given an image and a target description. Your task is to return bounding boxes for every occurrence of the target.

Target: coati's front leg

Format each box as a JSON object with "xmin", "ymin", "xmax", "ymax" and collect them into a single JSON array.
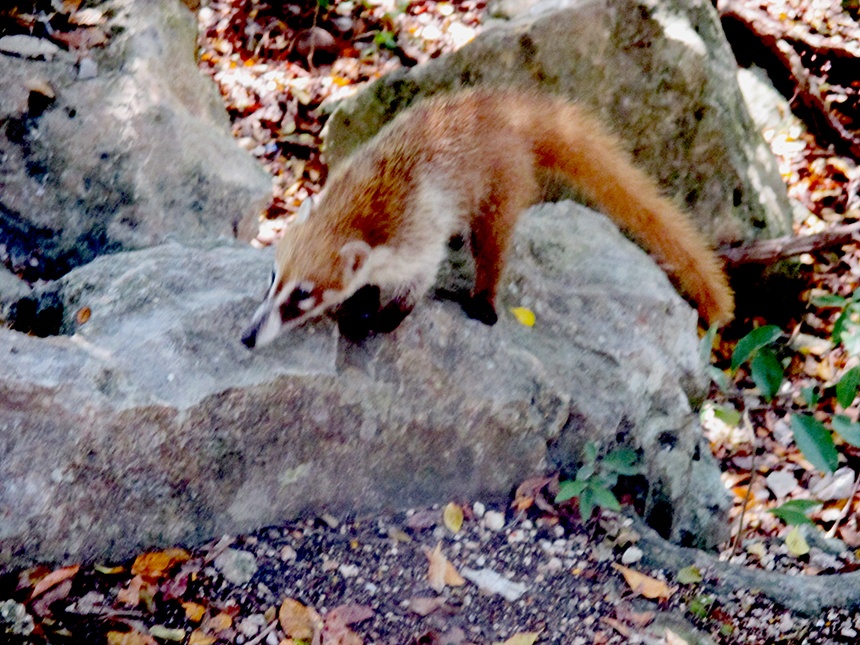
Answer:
[{"xmin": 336, "ymin": 284, "xmax": 415, "ymax": 341}]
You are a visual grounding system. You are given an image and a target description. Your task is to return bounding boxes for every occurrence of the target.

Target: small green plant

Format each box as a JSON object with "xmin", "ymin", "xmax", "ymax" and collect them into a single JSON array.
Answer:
[
  {"xmin": 769, "ymin": 499, "xmax": 822, "ymax": 526},
  {"xmin": 717, "ymin": 321, "xmax": 860, "ymax": 475},
  {"xmin": 555, "ymin": 443, "xmax": 640, "ymax": 521}
]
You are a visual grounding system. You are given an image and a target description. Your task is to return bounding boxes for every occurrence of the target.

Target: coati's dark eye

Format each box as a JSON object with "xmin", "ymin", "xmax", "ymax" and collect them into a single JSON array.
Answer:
[{"xmin": 293, "ymin": 286, "xmax": 312, "ymax": 301}]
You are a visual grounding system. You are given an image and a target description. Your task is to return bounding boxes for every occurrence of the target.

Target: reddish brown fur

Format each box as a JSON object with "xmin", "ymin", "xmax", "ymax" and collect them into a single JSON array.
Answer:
[{"xmin": 275, "ymin": 88, "xmax": 734, "ymax": 328}]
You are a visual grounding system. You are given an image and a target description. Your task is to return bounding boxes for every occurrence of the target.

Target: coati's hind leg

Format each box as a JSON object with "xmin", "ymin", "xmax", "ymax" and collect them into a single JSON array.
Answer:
[{"xmin": 463, "ymin": 156, "xmax": 538, "ymax": 326}]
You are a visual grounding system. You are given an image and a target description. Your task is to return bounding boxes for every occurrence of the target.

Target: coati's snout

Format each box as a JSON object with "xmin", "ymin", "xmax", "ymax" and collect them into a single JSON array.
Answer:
[{"xmin": 241, "ymin": 273, "xmax": 322, "ymax": 349}]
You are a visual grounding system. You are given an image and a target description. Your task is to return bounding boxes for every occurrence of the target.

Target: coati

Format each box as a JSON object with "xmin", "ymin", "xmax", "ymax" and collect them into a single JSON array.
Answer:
[{"xmin": 241, "ymin": 88, "xmax": 733, "ymax": 349}]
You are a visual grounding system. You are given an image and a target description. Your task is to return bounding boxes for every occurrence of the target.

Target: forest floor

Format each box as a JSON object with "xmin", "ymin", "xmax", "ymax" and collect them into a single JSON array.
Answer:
[{"xmin": 1, "ymin": 0, "xmax": 860, "ymax": 643}]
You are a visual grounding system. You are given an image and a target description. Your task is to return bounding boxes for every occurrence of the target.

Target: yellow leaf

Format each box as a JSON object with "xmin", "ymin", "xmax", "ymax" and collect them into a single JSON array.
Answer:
[
  {"xmin": 279, "ymin": 598, "xmax": 322, "ymax": 641},
  {"xmin": 443, "ymin": 503, "xmax": 464, "ymax": 533},
  {"xmin": 785, "ymin": 526, "xmax": 810, "ymax": 557},
  {"xmin": 130, "ymin": 548, "xmax": 190, "ymax": 579},
  {"xmin": 182, "ymin": 601, "xmax": 206, "ymax": 623},
  {"xmin": 493, "ymin": 632, "xmax": 542, "ymax": 645},
  {"xmin": 510, "ymin": 307, "xmax": 536, "ymax": 327},
  {"xmin": 611, "ymin": 563, "xmax": 675, "ymax": 600}
]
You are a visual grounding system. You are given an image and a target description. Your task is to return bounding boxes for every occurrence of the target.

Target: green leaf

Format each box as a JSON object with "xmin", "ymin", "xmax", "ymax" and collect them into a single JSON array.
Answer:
[
  {"xmin": 555, "ymin": 479, "xmax": 587, "ymax": 503},
  {"xmin": 837, "ymin": 366, "xmax": 860, "ymax": 408},
  {"xmin": 578, "ymin": 486, "xmax": 595, "ymax": 521},
  {"xmin": 374, "ymin": 30, "xmax": 398, "ymax": 50},
  {"xmin": 801, "ymin": 385, "xmax": 820, "ymax": 407},
  {"xmin": 711, "ymin": 405, "xmax": 741, "ymax": 426},
  {"xmin": 583, "ymin": 441, "xmax": 598, "ymax": 464},
  {"xmin": 575, "ymin": 463, "xmax": 595, "ymax": 482},
  {"xmin": 676, "ymin": 565, "xmax": 703, "ymax": 584},
  {"xmin": 810, "ymin": 293, "xmax": 848, "ymax": 308},
  {"xmin": 601, "ymin": 448, "xmax": 640, "ymax": 475},
  {"xmin": 833, "ymin": 301, "xmax": 860, "ymax": 355},
  {"xmin": 750, "ymin": 347, "xmax": 784, "ymax": 401},
  {"xmin": 699, "ymin": 324, "xmax": 718, "ymax": 366},
  {"xmin": 790, "ymin": 414, "xmax": 839, "ymax": 474},
  {"xmin": 770, "ymin": 499, "xmax": 821, "ymax": 526},
  {"xmin": 589, "ymin": 484, "xmax": 621, "ymax": 512},
  {"xmin": 731, "ymin": 325, "xmax": 782, "ymax": 373},
  {"xmin": 707, "ymin": 366, "xmax": 732, "ymax": 392},
  {"xmin": 832, "ymin": 415, "xmax": 860, "ymax": 448}
]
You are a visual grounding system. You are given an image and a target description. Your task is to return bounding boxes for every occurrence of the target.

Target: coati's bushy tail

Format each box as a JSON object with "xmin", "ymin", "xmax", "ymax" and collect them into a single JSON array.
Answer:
[{"xmin": 526, "ymin": 99, "xmax": 734, "ymax": 326}]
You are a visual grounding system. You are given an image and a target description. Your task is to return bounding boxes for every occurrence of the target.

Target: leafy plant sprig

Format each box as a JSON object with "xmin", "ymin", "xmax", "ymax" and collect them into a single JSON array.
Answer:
[{"xmin": 555, "ymin": 443, "xmax": 640, "ymax": 521}]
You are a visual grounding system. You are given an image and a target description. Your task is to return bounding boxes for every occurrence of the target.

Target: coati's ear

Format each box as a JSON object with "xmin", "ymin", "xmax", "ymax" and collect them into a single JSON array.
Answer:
[
  {"xmin": 295, "ymin": 197, "xmax": 314, "ymax": 224},
  {"xmin": 339, "ymin": 240, "xmax": 372, "ymax": 281}
]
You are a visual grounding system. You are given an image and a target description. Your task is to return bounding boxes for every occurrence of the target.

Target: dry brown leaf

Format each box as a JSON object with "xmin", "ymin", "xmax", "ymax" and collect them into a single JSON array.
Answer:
[
  {"xmin": 443, "ymin": 503, "xmax": 464, "ymax": 533},
  {"xmin": 76, "ymin": 306, "xmax": 91, "ymax": 324},
  {"xmin": 117, "ymin": 575, "xmax": 144, "ymax": 607},
  {"xmin": 424, "ymin": 542, "xmax": 464, "ymax": 592},
  {"xmin": 326, "ymin": 604, "xmax": 374, "ymax": 628},
  {"xmin": 408, "ymin": 596, "xmax": 446, "ymax": 616},
  {"xmin": 611, "ymin": 564, "xmax": 675, "ymax": 600},
  {"xmin": 600, "ymin": 617, "xmax": 631, "ymax": 638},
  {"xmin": 188, "ymin": 632, "xmax": 217, "ymax": 645},
  {"xmin": 279, "ymin": 597, "xmax": 323, "ymax": 641},
  {"xmin": 512, "ymin": 476, "xmax": 554, "ymax": 512},
  {"xmin": 31, "ymin": 565, "xmax": 79, "ymax": 599},
  {"xmin": 131, "ymin": 548, "xmax": 190, "ymax": 579},
  {"xmin": 106, "ymin": 630, "xmax": 157, "ymax": 645}
]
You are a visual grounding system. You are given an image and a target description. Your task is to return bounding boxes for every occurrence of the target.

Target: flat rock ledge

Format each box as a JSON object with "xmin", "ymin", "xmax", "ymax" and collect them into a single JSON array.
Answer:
[{"xmin": 0, "ymin": 203, "xmax": 729, "ymax": 567}]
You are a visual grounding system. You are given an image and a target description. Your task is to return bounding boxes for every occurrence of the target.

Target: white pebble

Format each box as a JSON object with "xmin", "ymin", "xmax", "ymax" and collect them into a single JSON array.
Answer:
[
  {"xmin": 473, "ymin": 502, "xmax": 486, "ymax": 517},
  {"xmin": 621, "ymin": 546, "xmax": 643, "ymax": 564},
  {"xmin": 483, "ymin": 511, "xmax": 505, "ymax": 531}
]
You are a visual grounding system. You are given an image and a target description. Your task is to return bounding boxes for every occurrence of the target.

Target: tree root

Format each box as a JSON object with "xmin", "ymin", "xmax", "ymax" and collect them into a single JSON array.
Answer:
[{"xmin": 632, "ymin": 516, "xmax": 860, "ymax": 614}]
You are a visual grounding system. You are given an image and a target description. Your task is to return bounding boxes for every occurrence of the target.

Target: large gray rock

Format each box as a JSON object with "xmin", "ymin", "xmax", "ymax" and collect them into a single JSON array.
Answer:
[
  {"xmin": 0, "ymin": 202, "xmax": 728, "ymax": 567},
  {"xmin": 323, "ymin": 0, "xmax": 792, "ymax": 245},
  {"xmin": 0, "ymin": 0, "xmax": 270, "ymax": 279}
]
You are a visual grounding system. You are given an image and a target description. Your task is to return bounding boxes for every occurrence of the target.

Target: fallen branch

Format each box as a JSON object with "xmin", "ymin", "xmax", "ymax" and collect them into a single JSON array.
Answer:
[
  {"xmin": 718, "ymin": 221, "xmax": 860, "ymax": 268},
  {"xmin": 716, "ymin": 0, "xmax": 860, "ymax": 158}
]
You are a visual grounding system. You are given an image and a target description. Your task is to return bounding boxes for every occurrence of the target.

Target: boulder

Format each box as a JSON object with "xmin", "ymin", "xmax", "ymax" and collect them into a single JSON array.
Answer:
[
  {"xmin": 0, "ymin": 203, "xmax": 729, "ymax": 567},
  {"xmin": 0, "ymin": 0, "xmax": 271, "ymax": 280},
  {"xmin": 322, "ymin": 0, "xmax": 792, "ymax": 245}
]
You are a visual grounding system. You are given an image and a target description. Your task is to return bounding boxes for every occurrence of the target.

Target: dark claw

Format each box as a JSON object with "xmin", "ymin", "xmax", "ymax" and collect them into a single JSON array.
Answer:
[{"xmin": 461, "ymin": 292, "xmax": 498, "ymax": 326}]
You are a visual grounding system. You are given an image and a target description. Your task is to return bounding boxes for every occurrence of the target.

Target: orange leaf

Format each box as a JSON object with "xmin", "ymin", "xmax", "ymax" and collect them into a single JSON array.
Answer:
[
  {"xmin": 131, "ymin": 548, "xmax": 190, "ymax": 579},
  {"xmin": 611, "ymin": 564, "xmax": 675, "ymax": 600},
  {"xmin": 203, "ymin": 611, "xmax": 233, "ymax": 634},
  {"xmin": 182, "ymin": 601, "xmax": 206, "ymax": 623},
  {"xmin": 117, "ymin": 575, "xmax": 144, "ymax": 607},
  {"xmin": 31, "ymin": 565, "xmax": 79, "ymax": 599}
]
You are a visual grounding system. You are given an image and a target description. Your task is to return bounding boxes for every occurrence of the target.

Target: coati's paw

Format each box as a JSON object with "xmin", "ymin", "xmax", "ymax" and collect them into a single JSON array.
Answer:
[
  {"xmin": 336, "ymin": 285, "xmax": 381, "ymax": 342},
  {"xmin": 461, "ymin": 293, "xmax": 498, "ymax": 326},
  {"xmin": 373, "ymin": 298, "xmax": 414, "ymax": 333}
]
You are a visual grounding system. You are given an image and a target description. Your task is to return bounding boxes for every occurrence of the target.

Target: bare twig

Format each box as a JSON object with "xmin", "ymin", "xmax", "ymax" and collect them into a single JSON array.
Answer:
[
  {"xmin": 729, "ymin": 411, "xmax": 758, "ymax": 559},
  {"xmin": 718, "ymin": 220, "xmax": 860, "ymax": 268}
]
